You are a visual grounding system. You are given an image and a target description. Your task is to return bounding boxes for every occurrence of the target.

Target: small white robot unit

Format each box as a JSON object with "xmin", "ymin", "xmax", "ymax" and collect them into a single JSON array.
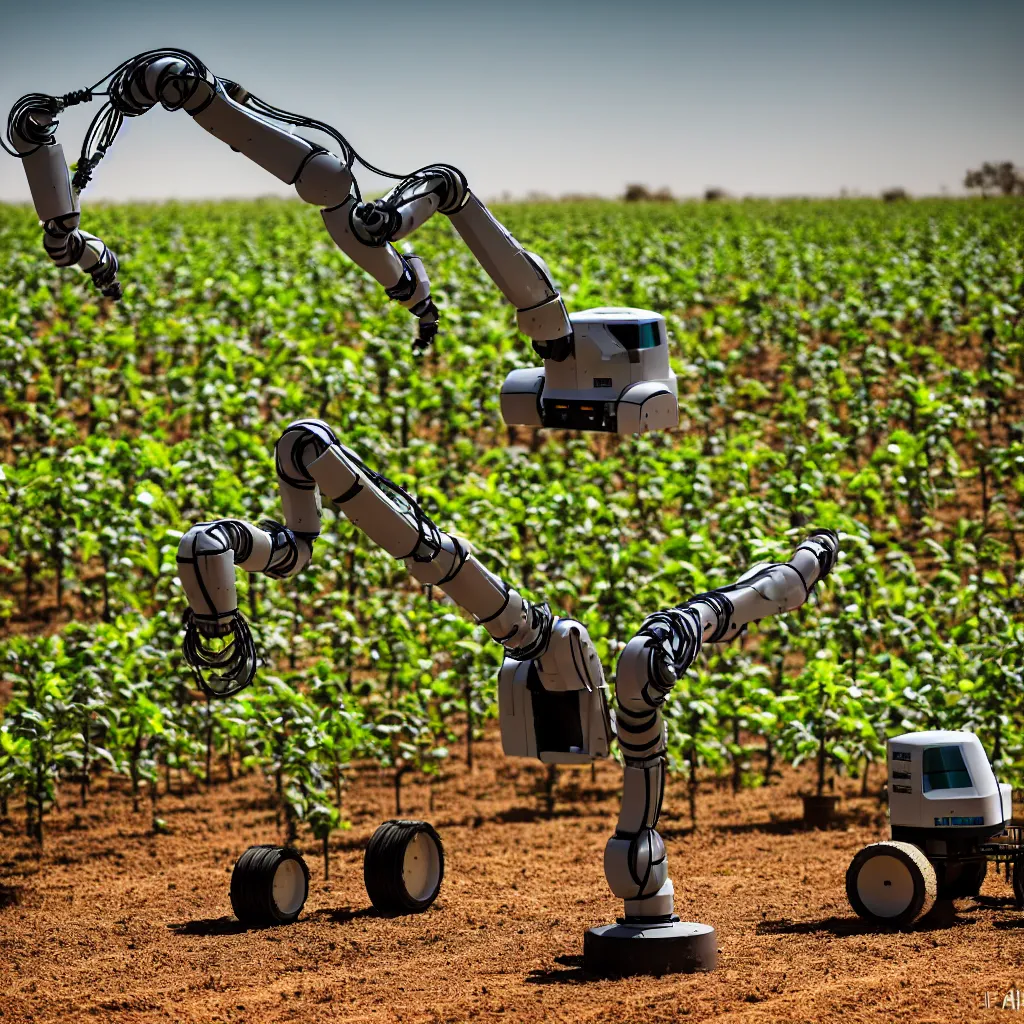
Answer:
[
  {"xmin": 501, "ymin": 308, "xmax": 679, "ymax": 434},
  {"xmin": 847, "ymin": 730, "xmax": 1016, "ymax": 928},
  {"xmin": 5, "ymin": 49, "xmax": 678, "ymax": 436}
]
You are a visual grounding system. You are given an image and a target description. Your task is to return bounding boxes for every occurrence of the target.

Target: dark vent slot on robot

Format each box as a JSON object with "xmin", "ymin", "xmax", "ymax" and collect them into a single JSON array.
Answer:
[
  {"xmin": 540, "ymin": 400, "xmax": 617, "ymax": 433},
  {"xmin": 892, "ymin": 785, "xmax": 913, "ymax": 794},
  {"xmin": 527, "ymin": 666, "xmax": 584, "ymax": 755},
  {"xmin": 893, "ymin": 771, "xmax": 912, "ymax": 780},
  {"xmin": 892, "ymin": 751, "xmax": 912, "ymax": 762}
]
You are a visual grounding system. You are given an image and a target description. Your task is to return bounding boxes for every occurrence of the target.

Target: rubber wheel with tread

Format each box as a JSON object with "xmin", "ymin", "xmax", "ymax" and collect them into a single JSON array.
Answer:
[
  {"xmin": 230, "ymin": 845, "xmax": 310, "ymax": 926},
  {"xmin": 846, "ymin": 840, "xmax": 937, "ymax": 928},
  {"xmin": 1014, "ymin": 860, "xmax": 1024, "ymax": 908},
  {"xmin": 364, "ymin": 819, "xmax": 444, "ymax": 914}
]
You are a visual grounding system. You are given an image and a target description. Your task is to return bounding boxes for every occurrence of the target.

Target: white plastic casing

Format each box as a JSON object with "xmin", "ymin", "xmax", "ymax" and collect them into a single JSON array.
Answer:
[
  {"xmin": 192, "ymin": 85, "xmax": 315, "ymax": 184},
  {"xmin": 560, "ymin": 308, "xmax": 676, "ymax": 402},
  {"xmin": 295, "ymin": 152, "xmax": 354, "ymax": 208},
  {"xmin": 517, "ymin": 295, "xmax": 571, "ymax": 341},
  {"xmin": 604, "ymin": 830, "xmax": 668, "ymax": 899},
  {"xmin": 500, "ymin": 308, "xmax": 680, "ymax": 435},
  {"xmin": 616, "ymin": 382, "xmax": 679, "ymax": 435},
  {"xmin": 20, "ymin": 143, "xmax": 78, "ymax": 222},
  {"xmin": 177, "ymin": 528, "xmax": 237, "ymax": 626},
  {"xmin": 500, "ymin": 369, "xmax": 545, "ymax": 427},
  {"xmin": 887, "ymin": 730, "xmax": 1010, "ymax": 831},
  {"xmin": 497, "ymin": 619, "xmax": 611, "ymax": 763}
]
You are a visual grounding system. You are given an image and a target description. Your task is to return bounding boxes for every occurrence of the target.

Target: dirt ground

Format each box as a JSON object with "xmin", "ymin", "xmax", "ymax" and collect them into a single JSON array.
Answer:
[{"xmin": 2, "ymin": 732, "xmax": 1024, "ymax": 1024}]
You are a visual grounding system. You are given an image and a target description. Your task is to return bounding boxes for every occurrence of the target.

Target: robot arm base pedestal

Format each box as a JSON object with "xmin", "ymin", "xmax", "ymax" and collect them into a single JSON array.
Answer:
[{"xmin": 583, "ymin": 919, "xmax": 718, "ymax": 977}]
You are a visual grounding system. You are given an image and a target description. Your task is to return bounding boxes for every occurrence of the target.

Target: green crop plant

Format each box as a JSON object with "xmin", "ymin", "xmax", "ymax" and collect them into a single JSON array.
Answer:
[{"xmin": 0, "ymin": 195, "xmax": 1020, "ymax": 843}]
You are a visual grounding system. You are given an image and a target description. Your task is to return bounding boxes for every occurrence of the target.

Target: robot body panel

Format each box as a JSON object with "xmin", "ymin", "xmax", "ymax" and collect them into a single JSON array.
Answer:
[
  {"xmin": 887, "ymin": 731, "xmax": 1010, "ymax": 835},
  {"xmin": 502, "ymin": 308, "xmax": 680, "ymax": 435},
  {"xmin": 499, "ymin": 369, "xmax": 545, "ymax": 428},
  {"xmin": 20, "ymin": 142, "xmax": 77, "ymax": 222}
]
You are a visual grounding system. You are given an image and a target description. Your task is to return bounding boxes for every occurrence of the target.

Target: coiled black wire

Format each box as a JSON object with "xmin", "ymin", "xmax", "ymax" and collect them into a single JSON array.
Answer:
[{"xmin": 181, "ymin": 607, "xmax": 259, "ymax": 699}]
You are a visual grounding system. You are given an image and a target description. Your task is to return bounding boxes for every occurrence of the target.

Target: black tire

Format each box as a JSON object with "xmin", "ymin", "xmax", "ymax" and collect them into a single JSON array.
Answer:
[
  {"xmin": 846, "ymin": 841, "xmax": 937, "ymax": 928},
  {"xmin": 230, "ymin": 844, "xmax": 310, "ymax": 926},
  {"xmin": 364, "ymin": 819, "xmax": 444, "ymax": 914},
  {"xmin": 1014, "ymin": 860, "xmax": 1024, "ymax": 909}
]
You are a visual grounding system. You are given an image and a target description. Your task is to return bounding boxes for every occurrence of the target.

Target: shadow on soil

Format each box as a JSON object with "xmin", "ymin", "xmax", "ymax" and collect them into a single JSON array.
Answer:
[
  {"xmin": 757, "ymin": 901, "xmax": 966, "ymax": 937},
  {"xmin": 490, "ymin": 807, "xmax": 589, "ymax": 826},
  {"xmin": 168, "ymin": 906, "xmax": 388, "ymax": 936},
  {"xmin": 700, "ymin": 807, "xmax": 884, "ymax": 838},
  {"xmin": 525, "ymin": 955, "xmax": 591, "ymax": 985},
  {"xmin": 0, "ymin": 883, "xmax": 22, "ymax": 910},
  {"xmin": 308, "ymin": 906, "xmax": 385, "ymax": 925},
  {"xmin": 168, "ymin": 916, "xmax": 254, "ymax": 936}
]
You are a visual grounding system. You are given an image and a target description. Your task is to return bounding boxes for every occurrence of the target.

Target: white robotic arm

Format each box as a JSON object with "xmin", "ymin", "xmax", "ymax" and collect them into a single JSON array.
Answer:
[
  {"xmin": 5, "ymin": 50, "xmax": 572, "ymax": 356},
  {"xmin": 605, "ymin": 530, "xmax": 841, "ymax": 923},
  {"xmin": 5, "ymin": 90, "xmax": 123, "ymax": 299},
  {"xmin": 177, "ymin": 419, "xmax": 611, "ymax": 762}
]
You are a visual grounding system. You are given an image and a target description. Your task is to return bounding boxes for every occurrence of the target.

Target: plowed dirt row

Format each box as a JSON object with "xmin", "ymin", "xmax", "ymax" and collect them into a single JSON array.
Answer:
[{"xmin": 2, "ymin": 733, "xmax": 1023, "ymax": 1024}]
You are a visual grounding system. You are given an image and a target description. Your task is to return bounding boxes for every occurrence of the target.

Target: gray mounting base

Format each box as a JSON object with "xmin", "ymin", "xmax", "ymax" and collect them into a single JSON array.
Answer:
[{"xmin": 583, "ymin": 919, "xmax": 718, "ymax": 977}]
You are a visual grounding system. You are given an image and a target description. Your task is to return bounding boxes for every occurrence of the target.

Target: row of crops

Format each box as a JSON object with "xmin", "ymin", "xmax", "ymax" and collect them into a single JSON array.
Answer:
[{"xmin": 1, "ymin": 196, "xmax": 1022, "ymax": 858}]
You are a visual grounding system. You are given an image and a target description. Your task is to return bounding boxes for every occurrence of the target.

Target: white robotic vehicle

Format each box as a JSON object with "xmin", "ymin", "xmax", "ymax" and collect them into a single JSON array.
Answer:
[
  {"xmin": 501, "ymin": 307, "xmax": 678, "ymax": 434},
  {"xmin": 846, "ymin": 730, "xmax": 1023, "ymax": 928}
]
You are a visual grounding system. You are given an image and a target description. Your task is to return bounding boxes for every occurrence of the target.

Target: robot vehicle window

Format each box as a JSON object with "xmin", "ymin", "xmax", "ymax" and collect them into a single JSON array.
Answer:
[
  {"xmin": 922, "ymin": 745, "xmax": 972, "ymax": 792},
  {"xmin": 606, "ymin": 322, "xmax": 661, "ymax": 350}
]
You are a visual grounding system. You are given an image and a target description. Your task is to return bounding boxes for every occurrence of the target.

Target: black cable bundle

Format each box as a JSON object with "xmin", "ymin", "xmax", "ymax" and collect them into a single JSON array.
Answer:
[
  {"xmin": 635, "ymin": 605, "xmax": 704, "ymax": 699},
  {"xmin": 181, "ymin": 608, "xmax": 258, "ymax": 698},
  {"xmin": 504, "ymin": 600, "xmax": 555, "ymax": 663}
]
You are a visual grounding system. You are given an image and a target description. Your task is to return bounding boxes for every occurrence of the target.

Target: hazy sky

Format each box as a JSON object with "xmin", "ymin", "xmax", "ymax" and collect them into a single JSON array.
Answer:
[{"xmin": 1, "ymin": 0, "xmax": 1021, "ymax": 202}]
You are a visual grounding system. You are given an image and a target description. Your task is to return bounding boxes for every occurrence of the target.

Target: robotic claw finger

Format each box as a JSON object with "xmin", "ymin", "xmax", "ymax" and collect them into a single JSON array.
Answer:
[
  {"xmin": 6, "ymin": 48, "xmax": 678, "ymax": 435},
  {"xmin": 174, "ymin": 417, "xmax": 840, "ymax": 973}
]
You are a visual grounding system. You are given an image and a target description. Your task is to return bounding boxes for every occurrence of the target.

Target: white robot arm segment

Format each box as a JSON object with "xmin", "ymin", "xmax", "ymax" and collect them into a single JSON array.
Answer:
[
  {"xmin": 176, "ymin": 419, "xmax": 611, "ymax": 761},
  {"xmin": 449, "ymin": 194, "xmax": 573, "ymax": 352},
  {"xmin": 8, "ymin": 100, "xmax": 122, "ymax": 299},
  {"xmin": 605, "ymin": 529, "xmax": 841, "ymax": 922},
  {"xmin": 344, "ymin": 165, "xmax": 573, "ymax": 353}
]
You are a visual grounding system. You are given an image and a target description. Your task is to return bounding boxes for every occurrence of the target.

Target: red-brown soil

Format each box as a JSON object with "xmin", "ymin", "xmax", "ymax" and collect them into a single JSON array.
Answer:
[{"xmin": 2, "ymin": 732, "xmax": 1023, "ymax": 1024}]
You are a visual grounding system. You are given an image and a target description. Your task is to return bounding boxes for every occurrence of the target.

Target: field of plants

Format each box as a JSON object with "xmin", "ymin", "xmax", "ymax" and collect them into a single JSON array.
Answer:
[{"xmin": 1, "ymin": 195, "xmax": 1023, "ymax": 1023}]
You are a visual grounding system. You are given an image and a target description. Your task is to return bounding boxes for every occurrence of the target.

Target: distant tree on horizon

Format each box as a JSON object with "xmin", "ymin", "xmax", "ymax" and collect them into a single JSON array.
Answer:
[
  {"xmin": 623, "ymin": 184, "xmax": 675, "ymax": 202},
  {"xmin": 964, "ymin": 161, "xmax": 1024, "ymax": 197}
]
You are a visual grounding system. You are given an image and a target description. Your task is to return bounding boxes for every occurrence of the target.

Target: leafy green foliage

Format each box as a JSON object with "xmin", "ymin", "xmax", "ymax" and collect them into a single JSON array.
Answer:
[{"xmin": 0, "ymin": 196, "xmax": 1022, "ymax": 843}]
